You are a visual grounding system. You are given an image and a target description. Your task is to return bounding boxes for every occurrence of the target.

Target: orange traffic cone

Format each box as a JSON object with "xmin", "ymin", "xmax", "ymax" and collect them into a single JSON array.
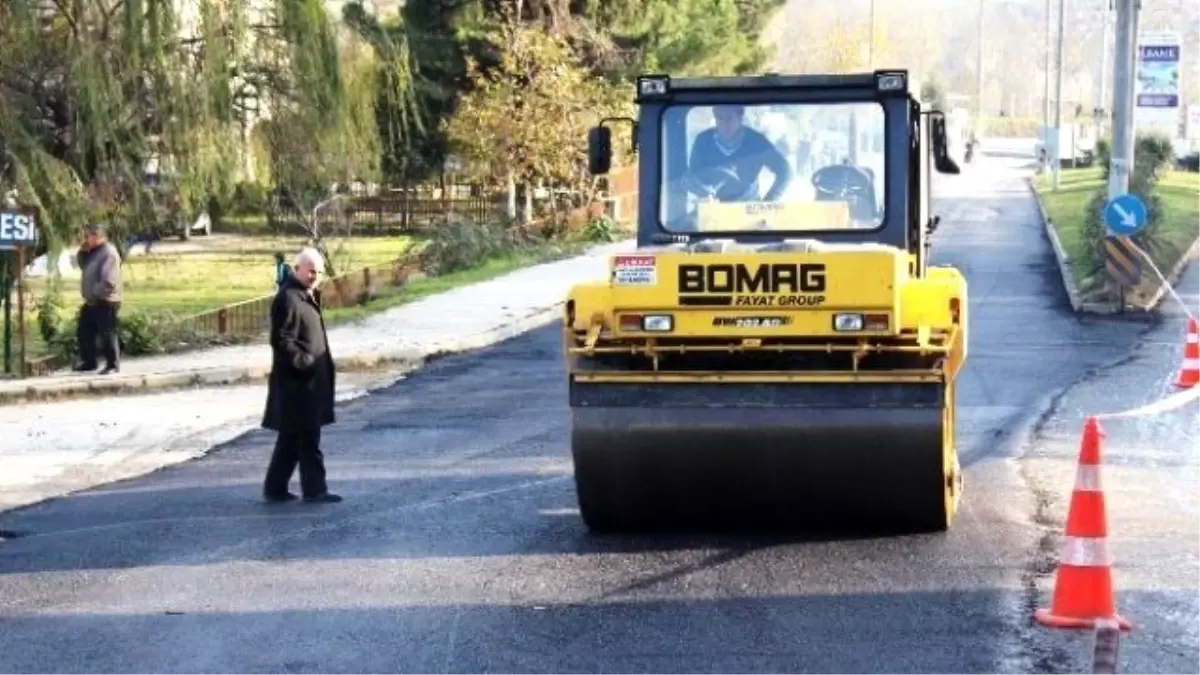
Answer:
[
  {"xmin": 1174, "ymin": 318, "xmax": 1199, "ymax": 389},
  {"xmin": 1034, "ymin": 417, "xmax": 1132, "ymax": 631}
]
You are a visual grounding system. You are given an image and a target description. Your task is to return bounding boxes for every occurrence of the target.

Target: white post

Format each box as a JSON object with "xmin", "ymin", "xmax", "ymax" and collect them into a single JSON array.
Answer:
[
  {"xmin": 1052, "ymin": 0, "xmax": 1066, "ymax": 189},
  {"xmin": 868, "ymin": 0, "xmax": 876, "ymax": 68},
  {"xmin": 975, "ymin": 0, "xmax": 985, "ymax": 138},
  {"xmin": 1043, "ymin": 0, "xmax": 1052, "ymax": 131},
  {"xmin": 1095, "ymin": 2, "xmax": 1112, "ymax": 138}
]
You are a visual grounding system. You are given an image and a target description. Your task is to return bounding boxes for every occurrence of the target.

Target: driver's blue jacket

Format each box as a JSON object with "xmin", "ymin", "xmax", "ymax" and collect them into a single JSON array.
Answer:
[{"xmin": 687, "ymin": 128, "xmax": 793, "ymax": 201}]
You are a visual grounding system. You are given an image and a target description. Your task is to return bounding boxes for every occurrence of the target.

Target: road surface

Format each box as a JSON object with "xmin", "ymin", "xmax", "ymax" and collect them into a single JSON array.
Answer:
[{"xmin": 0, "ymin": 152, "xmax": 1160, "ymax": 673}]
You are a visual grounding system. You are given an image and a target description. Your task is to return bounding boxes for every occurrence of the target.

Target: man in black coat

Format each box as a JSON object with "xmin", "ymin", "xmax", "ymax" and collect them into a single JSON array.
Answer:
[{"xmin": 261, "ymin": 247, "xmax": 342, "ymax": 503}]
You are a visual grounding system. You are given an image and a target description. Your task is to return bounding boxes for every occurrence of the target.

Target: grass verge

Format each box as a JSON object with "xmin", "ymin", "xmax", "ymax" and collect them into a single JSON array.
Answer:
[
  {"xmin": 1032, "ymin": 167, "xmax": 1199, "ymax": 302},
  {"xmin": 26, "ymin": 234, "xmax": 414, "ymax": 316}
]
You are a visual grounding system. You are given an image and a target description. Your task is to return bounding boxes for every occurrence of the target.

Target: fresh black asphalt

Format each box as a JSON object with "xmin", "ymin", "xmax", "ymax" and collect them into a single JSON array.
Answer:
[{"xmin": 0, "ymin": 154, "xmax": 1153, "ymax": 673}]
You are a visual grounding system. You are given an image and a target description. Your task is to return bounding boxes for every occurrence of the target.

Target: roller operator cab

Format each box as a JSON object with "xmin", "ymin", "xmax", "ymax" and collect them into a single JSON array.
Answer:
[{"xmin": 564, "ymin": 70, "xmax": 968, "ymax": 534}]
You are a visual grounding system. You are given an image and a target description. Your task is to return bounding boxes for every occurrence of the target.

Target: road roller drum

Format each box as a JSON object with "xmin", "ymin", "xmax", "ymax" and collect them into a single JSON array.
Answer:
[{"xmin": 570, "ymin": 381, "xmax": 959, "ymax": 533}]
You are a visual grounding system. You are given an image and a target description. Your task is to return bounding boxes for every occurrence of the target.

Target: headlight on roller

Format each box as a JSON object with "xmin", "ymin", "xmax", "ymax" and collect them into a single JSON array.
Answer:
[
  {"xmin": 833, "ymin": 313, "xmax": 864, "ymax": 331},
  {"xmin": 642, "ymin": 314, "xmax": 674, "ymax": 332}
]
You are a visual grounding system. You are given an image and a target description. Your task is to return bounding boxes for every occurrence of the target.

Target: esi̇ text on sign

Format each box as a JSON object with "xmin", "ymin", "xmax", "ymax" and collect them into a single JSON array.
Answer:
[{"xmin": 0, "ymin": 211, "xmax": 38, "ymax": 250}]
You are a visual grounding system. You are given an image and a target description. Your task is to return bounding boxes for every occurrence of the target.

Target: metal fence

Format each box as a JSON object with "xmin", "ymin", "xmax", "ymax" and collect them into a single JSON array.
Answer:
[
  {"xmin": 269, "ymin": 196, "xmax": 508, "ymax": 234},
  {"xmin": 21, "ymin": 167, "xmax": 640, "ymax": 378},
  {"xmin": 20, "ymin": 254, "xmax": 422, "ymax": 377}
]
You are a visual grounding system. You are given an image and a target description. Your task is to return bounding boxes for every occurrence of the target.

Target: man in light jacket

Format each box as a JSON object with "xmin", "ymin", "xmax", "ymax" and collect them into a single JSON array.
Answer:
[{"xmin": 75, "ymin": 222, "xmax": 123, "ymax": 374}]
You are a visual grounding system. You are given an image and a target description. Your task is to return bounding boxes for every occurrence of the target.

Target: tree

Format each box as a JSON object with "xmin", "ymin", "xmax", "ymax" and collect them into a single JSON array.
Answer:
[
  {"xmin": 922, "ymin": 79, "xmax": 948, "ymax": 110},
  {"xmin": 342, "ymin": 0, "xmax": 496, "ymax": 185},
  {"xmin": 0, "ymin": 0, "xmax": 382, "ymax": 263},
  {"xmin": 580, "ymin": 0, "xmax": 787, "ymax": 76},
  {"xmin": 256, "ymin": 7, "xmax": 384, "ymax": 277},
  {"xmin": 0, "ymin": 0, "xmax": 240, "ymax": 256},
  {"xmin": 443, "ymin": 26, "xmax": 633, "ymax": 214},
  {"xmin": 766, "ymin": 2, "xmax": 871, "ymax": 74}
]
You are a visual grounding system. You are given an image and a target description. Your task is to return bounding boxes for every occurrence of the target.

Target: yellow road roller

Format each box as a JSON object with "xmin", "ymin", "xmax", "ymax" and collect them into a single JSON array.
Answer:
[{"xmin": 563, "ymin": 70, "xmax": 968, "ymax": 533}]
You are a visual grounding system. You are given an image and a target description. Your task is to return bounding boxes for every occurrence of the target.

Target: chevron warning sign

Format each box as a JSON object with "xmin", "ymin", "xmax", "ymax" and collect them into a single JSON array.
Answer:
[{"xmin": 1105, "ymin": 236, "xmax": 1142, "ymax": 287}]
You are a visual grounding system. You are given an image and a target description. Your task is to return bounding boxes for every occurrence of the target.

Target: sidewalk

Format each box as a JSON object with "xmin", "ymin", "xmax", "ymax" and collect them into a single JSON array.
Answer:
[{"xmin": 0, "ymin": 240, "xmax": 634, "ymax": 406}]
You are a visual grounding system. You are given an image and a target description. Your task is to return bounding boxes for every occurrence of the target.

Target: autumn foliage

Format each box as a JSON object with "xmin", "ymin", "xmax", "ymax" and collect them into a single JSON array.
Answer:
[{"xmin": 444, "ymin": 26, "xmax": 634, "ymax": 194}]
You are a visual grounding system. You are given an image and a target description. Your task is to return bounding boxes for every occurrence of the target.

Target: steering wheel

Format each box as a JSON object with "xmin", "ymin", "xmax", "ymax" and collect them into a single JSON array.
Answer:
[
  {"xmin": 811, "ymin": 164, "xmax": 872, "ymax": 200},
  {"xmin": 685, "ymin": 166, "xmax": 760, "ymax": 202},
  {"xmin": 811, "ymin": 164, "xmax": 877, "ymax": 221}
]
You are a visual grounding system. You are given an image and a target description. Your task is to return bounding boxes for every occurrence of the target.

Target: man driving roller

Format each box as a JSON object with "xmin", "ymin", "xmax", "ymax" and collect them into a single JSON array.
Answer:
[{"xmin": 685, "ymin": 104, "xmax": 793, "ymax": 202}]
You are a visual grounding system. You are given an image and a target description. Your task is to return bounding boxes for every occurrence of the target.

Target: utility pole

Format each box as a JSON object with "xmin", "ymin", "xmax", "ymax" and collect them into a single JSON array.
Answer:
[
  {"xmin": 1052, "ymin": 0, "xmax": 1066, "ymax": 189},
  {"xmin": 1043, "ymin": 0, "xmax": 1052, "ymax": 140},
  {"xmin": 1108, "ymin": 0, "xmax": 1139, "ymax": 199},
  {"xmin": 868, "ymin": 0, "xmax": 876, "ymax": 68},
  {"xmin": 1095, "ymin": 2, "xmax": 1112, "ymax": 138},
  {"xmin": 976, "ymin": 0, "xmax": 985, "ymax": 138}
]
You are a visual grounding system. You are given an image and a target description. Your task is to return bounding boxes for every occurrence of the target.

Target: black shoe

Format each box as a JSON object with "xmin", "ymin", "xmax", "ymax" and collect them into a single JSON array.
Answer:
[
  {"xmin": 263, "ymin": 491, "xmax": 298, "ymax": 503},
  {"xmin": 303, "ymin": 492, "xmax": 342, "ymax": 503},
  {"xmin": 99, "ymin": 365, "xmax": 120, "ymax": 375},
  {"xmin": 72, "ymin": 363, "xmax": 98, "ymax": 372}
]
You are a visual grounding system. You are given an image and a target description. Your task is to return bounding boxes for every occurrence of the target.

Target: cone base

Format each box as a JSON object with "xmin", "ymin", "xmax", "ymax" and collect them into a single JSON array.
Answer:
[
  {"xmin": 1034, "ymin": 608, "xmax": 1132, "ymax": 631},
  {"xmin": 1173, "ymin": 376, "xmax": 1197, "ymax": 389}
]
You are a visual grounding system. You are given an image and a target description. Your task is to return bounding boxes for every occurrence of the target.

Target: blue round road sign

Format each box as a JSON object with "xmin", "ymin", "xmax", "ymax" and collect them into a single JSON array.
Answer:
[{"xmin": 1103, "ymin": 193, "xmax": 1148, "ymax": 236}]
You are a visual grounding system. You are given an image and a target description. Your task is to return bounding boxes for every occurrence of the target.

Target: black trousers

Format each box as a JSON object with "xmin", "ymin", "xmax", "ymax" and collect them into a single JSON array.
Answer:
[
  {"xmin": 263, "ymin": 429, "xmax": 328, "ymax": 498},
  {"xmin": 78, "ymin": 301, "xmax": 120, "ymax": 368}
]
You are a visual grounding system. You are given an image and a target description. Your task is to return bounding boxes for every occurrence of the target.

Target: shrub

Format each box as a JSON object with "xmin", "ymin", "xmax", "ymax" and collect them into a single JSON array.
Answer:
[
  {"xmin": 44, "ymin": 307, "xmax": 203, "ymax": 362},
  {"xmin": 582, "ymin": 215, "xmax": 617, "ymax": 243},
  {"xmin": 1095, "ymin": 137, "xmax": 1111, "ymax": 178},
  {"xmin": 1133, "ymin": 132, "xmax": 1173, "ymax": 181},
  {"xmin": 1095, "ymin": 133, "xmax": 1174, "ymax": 181},
  {"xmin": 1080, "ymin": 189, "xmax": 1110, "ymax": 280},
  {"xmin": 920, "ymin": 80, "xmax": 947, "ymax": 111},
  {"xmin": 416, "ymin": 218, "xmax": 529, "ymax": 276},
  {"xmin": 1078, "ymin": 160, "xmax": 1167, "ymax": 291},
  {"xmin": 34, "ymin": 290, "xmax": 67, "ymax": 347},
  {"xmin": 1127, "ymin": 169, "xmax": 1168, "ymax": 259}
]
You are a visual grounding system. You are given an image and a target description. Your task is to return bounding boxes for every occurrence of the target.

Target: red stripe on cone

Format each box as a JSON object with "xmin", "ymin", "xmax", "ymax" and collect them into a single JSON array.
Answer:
[{"xmin": 1174, "ymin": 318, "xmax": 1199, "ymax": 389}]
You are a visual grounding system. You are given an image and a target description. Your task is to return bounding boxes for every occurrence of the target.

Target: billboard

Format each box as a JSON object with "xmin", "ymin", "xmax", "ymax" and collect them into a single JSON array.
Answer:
[{"xmin": 1134, "ymin": 31, "xmax": 1181, "ymax": 134}]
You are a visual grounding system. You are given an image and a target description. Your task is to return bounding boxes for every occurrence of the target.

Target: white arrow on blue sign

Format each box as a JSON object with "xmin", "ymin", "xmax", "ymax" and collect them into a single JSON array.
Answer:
[{"xmin": 1103, "ymin": 193, "xmax": 1148, "ymax": 236}]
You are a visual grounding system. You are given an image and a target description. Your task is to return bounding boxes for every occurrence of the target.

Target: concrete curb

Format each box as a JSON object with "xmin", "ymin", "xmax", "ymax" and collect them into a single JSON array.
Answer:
[
  {"xmin": 0, "ymin": 305, "xmax": 564, "ymax": 406},
  {"xmin": 1027, "ymin": 177, "xmax": 1086, "ymax": 313}
]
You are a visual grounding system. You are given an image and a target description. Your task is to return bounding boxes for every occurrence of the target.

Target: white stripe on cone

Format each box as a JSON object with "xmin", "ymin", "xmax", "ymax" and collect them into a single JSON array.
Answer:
[
  {"xmin": 1061, "ymin": 535, "xmax": 1113, "ymax": 567},
  {"xmin": 1074, "ymin": 465, "xmax": 1102, "ymax": 492}
]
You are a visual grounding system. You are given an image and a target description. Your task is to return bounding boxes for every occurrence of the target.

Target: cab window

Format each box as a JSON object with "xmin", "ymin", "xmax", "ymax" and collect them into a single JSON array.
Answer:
[{"xmin": 658, "ymin": 101, "xmax": 886, "ymax": 234}]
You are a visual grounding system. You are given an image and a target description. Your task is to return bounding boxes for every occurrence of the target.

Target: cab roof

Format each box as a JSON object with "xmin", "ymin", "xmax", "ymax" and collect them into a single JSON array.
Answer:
[
  {"xmin": 657, "ymin": 72, "xmax": 881, "ymax": 91},
  {"xmin": 633, "ymin": 70, "xmax": 915, "ymax": 102}
]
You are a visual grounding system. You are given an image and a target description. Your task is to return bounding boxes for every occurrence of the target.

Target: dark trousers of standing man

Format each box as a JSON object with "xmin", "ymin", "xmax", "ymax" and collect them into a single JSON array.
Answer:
[
  {"xmin": 77, "ymin": 301, "xmax": 120, "ymax": 369},
  {"xmin": 263, "ymin": 429, "xmax": 328, "ymax": 498}
]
